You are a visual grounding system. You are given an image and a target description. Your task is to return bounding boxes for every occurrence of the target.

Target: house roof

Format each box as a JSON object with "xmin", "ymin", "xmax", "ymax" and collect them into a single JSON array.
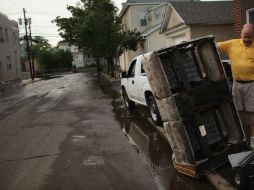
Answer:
[
  {"xmin": 126, "ymin": 0, "xmax": 193, "ymax": 3},
  {"xmin": 141, "ymin": 24, "xmax": 162, "ymax": 37},
  {"xmin": 169, "ymin": 1, "xmax": 233, "ymax": 25},
  {"xmin": 119, "ymin": 0, "xmax": 193, "ymax": 18},
  {"xmin": 126, "ymin": 0, "xmax": 169, "ymax": 3}
]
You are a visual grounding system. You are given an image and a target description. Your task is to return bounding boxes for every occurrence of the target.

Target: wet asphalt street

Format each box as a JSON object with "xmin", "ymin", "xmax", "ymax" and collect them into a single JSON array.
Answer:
[{"xmin": 0, "ymin": 71, "xmax": 215, "ymax": 190}]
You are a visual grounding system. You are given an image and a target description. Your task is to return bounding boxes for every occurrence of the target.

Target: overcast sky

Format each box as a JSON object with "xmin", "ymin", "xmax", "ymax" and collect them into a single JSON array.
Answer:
[
  {"xmin": 0, "ymin": 0, "xmax": 126, "ymax": 46},
  {"xmin": 0, "ymin": 0, "xmax": 229, "ymax": 46}
]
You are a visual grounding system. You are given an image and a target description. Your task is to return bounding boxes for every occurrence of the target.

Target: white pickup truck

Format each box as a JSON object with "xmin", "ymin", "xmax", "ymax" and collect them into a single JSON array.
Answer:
[{"xmin": 121, "ymin": 55, "xmax": 162, "ymax": 125}]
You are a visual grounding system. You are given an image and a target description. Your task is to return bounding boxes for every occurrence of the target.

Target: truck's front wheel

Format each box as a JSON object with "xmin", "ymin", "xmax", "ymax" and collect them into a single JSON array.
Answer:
[
  {"xmin": 233, "ymin": 167, "xmax": 248, "ymax": 190},
  {"xmin": 148, "ymin": 95, "xmax": 162, "ymax": 126},
  {"xmin": 122, "ymin": 88, "xmax": 135, "ymax": 110}
]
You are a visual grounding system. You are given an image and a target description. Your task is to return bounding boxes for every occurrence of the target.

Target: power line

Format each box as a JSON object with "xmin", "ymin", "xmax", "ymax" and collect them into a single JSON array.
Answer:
[
  {"xmin": 5, "ymin": 11, "xmax": 22, "ymax": 15},
  {"xmin": 21, "ymin": 29, "xmax": 60, "ymax": 36},
  {"xmin": 6, "ymin": 10, "xmax": 68, "ymax": 15},
  {"xmin": 38, "ymin": 35, "xmax": 61, "ymax": 38},
  {"xmin": 32, "ymin": 35, "xmax": 60, "ymax": 37},
  {"xmin": 27, "ymin": 11, "xmax": 68, "ymax": 15},
  {"xmin": 7, "ymin": 0, "xmax": 22, "ymax": 9},
  {"xmin": 32, "ymin": 25, "xmax": 57, "ymax": 28},
  {"xmin": 23, "ymin": 32, "xmax": 60, "ymax": 37},
  {"xmin": 28, "ymin": 20, "xmax": 55, "ymax": 24}
]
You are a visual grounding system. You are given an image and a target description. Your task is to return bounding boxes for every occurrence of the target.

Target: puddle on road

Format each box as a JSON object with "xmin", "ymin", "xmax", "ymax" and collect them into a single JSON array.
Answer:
[
  {"xmin": 83, "ymin": 155, "xmax": 127, "ymax": 190},
  {"xmin": 40, "ymin": 75, "xmax": 63, "ymax": 80},
  {"xmin": 99, "ymin": 77, "xmax": 215, "ymax": 190}
]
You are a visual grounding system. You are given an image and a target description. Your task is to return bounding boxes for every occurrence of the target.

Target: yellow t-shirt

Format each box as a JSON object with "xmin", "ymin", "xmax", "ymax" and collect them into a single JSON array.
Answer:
[{"xmin": 218, "ymin": 39, "xmax": 254, "ymax": 81}]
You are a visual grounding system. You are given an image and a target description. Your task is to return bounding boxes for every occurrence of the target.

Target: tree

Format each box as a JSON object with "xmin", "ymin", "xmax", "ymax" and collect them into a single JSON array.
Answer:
[
  {"xmin": 32, "ymin": 36, "xmax": 52, "ymax": 59},
  {"xmin": 36, "ymin": 48, "xmax": 53, "ymax": 70},
  {"xmin": 53, "ymin": 49, "xmax": 73, "ymax": 68},
  {"xmin": 53, "ymin": 0, "xmax": 142, "ymax": 76},
  {"xmin": 31, "ymin": 37, "xmax": 73, "ymax": 70}
]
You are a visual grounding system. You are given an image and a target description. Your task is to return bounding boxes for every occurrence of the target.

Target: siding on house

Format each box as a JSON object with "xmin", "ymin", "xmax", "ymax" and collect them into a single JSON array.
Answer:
[
  {"xmin": 119, "ymin": 1, "xmax": 234, "ymax": 72},
  {"xmin": 122, "ymin": 5, "xmax": 156, "ymax": 32},
  {"xmin": 162, "ymin": 1, "xmax": 233, "ymax": 47},
  {"xmin": 190, "ymin": 24, "xmax": 234, "ymax": 42},
  {"xmin": 147, "ymin": 28, "xmax": 167, "ymax": 52},
  {"xmin": 120, "ymin": 2, "xmax": 162, "ymax": 71},
  {"xmin": 0, "ymin": 12, "xmax": 21, "ymax": 82}
]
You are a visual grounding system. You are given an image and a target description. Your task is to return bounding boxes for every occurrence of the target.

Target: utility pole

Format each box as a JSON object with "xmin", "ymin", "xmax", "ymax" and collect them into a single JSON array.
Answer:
[
  {"xmin": 28, "ymin": 18, "xmax": 35, "ymax": 78},
  {"xmin": 23, "ymin": 8, "xmax": 34, "ymax": 80}
]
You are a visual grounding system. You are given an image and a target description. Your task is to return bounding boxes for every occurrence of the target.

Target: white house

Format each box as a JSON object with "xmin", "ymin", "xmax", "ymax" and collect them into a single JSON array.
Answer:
[{"xmin": 57, "ymin": 41, "xmax": 96, "ymax": 68}]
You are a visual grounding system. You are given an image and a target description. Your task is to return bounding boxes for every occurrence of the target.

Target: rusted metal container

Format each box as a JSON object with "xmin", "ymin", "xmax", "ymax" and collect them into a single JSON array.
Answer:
[{"xmin": 143, "ymin": 36, "xmax": 247, "ymax": 178}]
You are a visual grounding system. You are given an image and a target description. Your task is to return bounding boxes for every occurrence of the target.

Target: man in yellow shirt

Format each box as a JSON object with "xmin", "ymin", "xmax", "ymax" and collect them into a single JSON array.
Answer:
[{"xmin": 218, "ymin": 24, "xmax": 254, "ymax": 148}]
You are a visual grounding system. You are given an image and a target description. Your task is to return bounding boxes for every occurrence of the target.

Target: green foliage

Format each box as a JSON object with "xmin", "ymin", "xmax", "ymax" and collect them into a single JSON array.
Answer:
[
  {"xmin": 36, "ymin": 46, "xmax": 73, "ymax": 70},
  {"xmin": 32, "ymin": 36, "xmax": 52, "ymax": 59},
  {"xmin": 53, "ymin": 49, "xmax": 73, "ymax": 69},
  {"xmin": 37, "ymin": 49, "xmax": 53, "ymax": 70},
  {"xmin": 53, "ymin": 0, "xmax": 141, "ymax": 59},
  {"xmin": 33, "ymin": 36, "xmax": 52, "ymax": 50},
  {"xmin": 32, "ymin": 36, "xmax": 73, "ymax": 70},
  {"xmin": 120, "ymin": 30, "xmax": 142, "ymax": 55}
]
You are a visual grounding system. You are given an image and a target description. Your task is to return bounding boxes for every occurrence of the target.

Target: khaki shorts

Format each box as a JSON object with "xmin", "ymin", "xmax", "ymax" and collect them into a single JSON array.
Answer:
[{"xmin": 232, "ymin": 81, "xmax": 254, "ymax": 112}]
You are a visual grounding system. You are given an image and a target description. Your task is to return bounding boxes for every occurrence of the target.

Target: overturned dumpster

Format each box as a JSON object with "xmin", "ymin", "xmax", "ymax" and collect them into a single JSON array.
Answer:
[{"xmin": 143, "ymin": 36, "xmax": 247, "ymax": 178}]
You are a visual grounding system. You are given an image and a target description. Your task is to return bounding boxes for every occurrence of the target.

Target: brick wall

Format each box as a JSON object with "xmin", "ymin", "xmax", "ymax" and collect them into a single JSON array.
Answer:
[
  {"xmin": 234, "ymin": 0, "xmax": 244, "ymax": 38},
  {"xmin": 234, "ymin": 0, "xmax": 254, "ymax": 38}
]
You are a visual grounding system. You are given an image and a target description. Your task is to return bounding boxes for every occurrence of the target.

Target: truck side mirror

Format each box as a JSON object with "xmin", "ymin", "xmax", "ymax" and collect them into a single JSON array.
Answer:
[{"xmin": 121, "ymin": 72, "xmax": 127, "ymax": 78}]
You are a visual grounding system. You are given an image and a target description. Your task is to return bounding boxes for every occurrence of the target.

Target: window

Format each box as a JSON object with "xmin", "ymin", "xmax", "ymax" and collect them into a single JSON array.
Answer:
[
  {"xmin": 247, "ymin": 8, "xmax": 254, "ymax": 24},
  {"xmin": 141, "ymin": 62, "xmax": 145, "ymax": 74},
  {"xmin": 6, "ymin": 56, "xmax": 12, "ymax": 71},
  {"xmin": 13, "ymin": 31, "xmax": 16, "ymax": 44},
  {"xmin": 128, "ymin": 59, "xmax": 137, "ymax": 77},
  {"xmin": 139, "ymin": 12, "xmax": 147, "ymax": 27},
  {"xmin": 5, "ymin": 29, "xmax": 8, "ymax": 43},
  {"xmin": 0, "ymin": 27, "xmax": 3, "ymax": 43},
  {"xmin": 154, "ymin": 10, "xmax": 161, "ymax": 20}
]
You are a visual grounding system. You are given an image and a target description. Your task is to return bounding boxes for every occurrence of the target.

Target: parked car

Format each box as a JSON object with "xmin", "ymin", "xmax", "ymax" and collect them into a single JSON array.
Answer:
[
  {"xmin": 121, "ymin": 55, "xmax": 162, "ymax": 125},
  {"xmin": 229, "ymin": 151, "xmax": 254, "ymax": 190}
]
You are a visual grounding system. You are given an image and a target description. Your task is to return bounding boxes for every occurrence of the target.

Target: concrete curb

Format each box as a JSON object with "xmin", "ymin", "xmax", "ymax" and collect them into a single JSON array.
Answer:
[
  {"xmin": 207, "ymin": 172, "xmax": 236, "ymax": 190},
  {"xmin": 18, "ymin": 78, "xmax": 43, "ymax": 87}
]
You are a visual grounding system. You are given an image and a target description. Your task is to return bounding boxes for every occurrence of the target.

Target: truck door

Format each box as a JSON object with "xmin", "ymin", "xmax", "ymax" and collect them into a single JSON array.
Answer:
[{"xmin": 136, "ymin": 60, "xmax": 148, "ymax": 103}]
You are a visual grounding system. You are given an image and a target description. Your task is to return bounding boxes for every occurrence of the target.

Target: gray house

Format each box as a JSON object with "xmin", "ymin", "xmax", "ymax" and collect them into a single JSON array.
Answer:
[{"xmin": 0, "ymin": 11, "xmax": 21, "ymax": 82}]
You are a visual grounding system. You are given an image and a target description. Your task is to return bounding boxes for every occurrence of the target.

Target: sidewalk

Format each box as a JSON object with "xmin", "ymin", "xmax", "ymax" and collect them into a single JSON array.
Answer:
[
  {"xmin": 0, "ymin": 78, "xmax": 42, "ymax": 97},
  {"xmin": 0, "ymin": 78, "xmax": 42, "ymax": 88}
]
